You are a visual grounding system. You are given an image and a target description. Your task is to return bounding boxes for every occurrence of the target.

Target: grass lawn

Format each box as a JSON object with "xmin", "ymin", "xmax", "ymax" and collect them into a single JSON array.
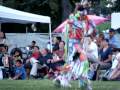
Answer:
[{"xmin": 0, "ymin": 80, "xmax": 119, "ymax": 90}]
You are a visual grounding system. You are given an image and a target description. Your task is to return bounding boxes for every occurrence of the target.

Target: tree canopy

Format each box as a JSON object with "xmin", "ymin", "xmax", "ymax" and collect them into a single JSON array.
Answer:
[{"xmin": 1, "ymin": 0, "xmax": 120, "ymax": 33}]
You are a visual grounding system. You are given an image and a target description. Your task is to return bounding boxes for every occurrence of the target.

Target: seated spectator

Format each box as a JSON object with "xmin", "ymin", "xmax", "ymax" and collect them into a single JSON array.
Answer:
[
  {"xmin": 31, "ymin": 46, "xmax": 40, "ymax": 60},
  {"xmin": 49, "ymin": 41, "xmax": 65, "ymax": 70},
  {"xmin": 109, "ymin": 62, "xmax": 120, "ymax": 80},
  {"xmin": 108, "ymin": 28, "xmax": 120, "ymax": 49},
  {"xmin": 39, "ymin": 48, "xmax": 53, "ymax": 78},
  {"xmin": 0, "ymin": 32, "xmax": 9, "ymax": 46},
  {"xmin": 39, "ymin": 44, "xmax": 65, "ymax": 78},
  {"xmin": 0, "ymin": 45, "xmax": 8, "ymax": 78},
  {"xmin": 54, "ymin": 41, "xmax": 65, "ymax": 61},
  {"xmin": 107, "ymin": 51, "xmax": 120, "ymax": 80},
  {"xmin": 90, "ymin": 39, "xmax": 112, "ymax": 80},
  {"xmin": 86, "ymin": 35, "xmax": 98, "ymax": 63},
  {"xmin": 0, "ymin": 44, "xmax": 5, "ymax": 67},
  {"xmin": 39, "ymin": 48, "xmax": 53, "ymax": 67},
  {"xmin": 97, "ymin": 33, "xmax": 105, "ymax": 48},
  {"xmin": 1, "ymin": 45, "xmax": 9, "ymax": 68},
  {"xmin": 29, "ymin": 40, "xmax": 36, "ymax": 50},
  {"xmin": 27, "ymin": 46, "xmax": 41, "ymax": 78},
  {"xmin": 11, "ymin": 48, "xmax": 23, "ymax": 64},
  {"xmin": 0, "ymin": 45, "xmax": 14, "ymax": 78},
  {"xmin": 12, "ymin": 60, "xmax": 26, "ymax": 80},
  {"xmin": 99, "ymin": 39, "xmax": 112, "ymax": 70},
  {"xmin": 53, "ymin": 36, "xmax": 62, "ymax": 52},
  {"xmin": 9, "ymin": 48, "xmax": 23, "ymax": 78}
]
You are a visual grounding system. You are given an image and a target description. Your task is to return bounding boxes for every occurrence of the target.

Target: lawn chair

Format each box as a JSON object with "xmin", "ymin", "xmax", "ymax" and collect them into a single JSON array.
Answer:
[{"xmin": 100, "ymin": 53, "xmax": 120, "ymax": 80}]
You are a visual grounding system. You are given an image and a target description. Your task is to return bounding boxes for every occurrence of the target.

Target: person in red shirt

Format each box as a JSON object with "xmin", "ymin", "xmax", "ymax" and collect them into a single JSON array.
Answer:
[
  {"xmin": 54, "ymin": 41, "xmax": 65, "ymax": 61},
  {"xmin": 48, "ymin": 41, "xmax": 65, "ymax": 71},
  {"xmin": 27, "ymin": 46, "xmax": 41, "ymax": 78},
  {"xmin": 31, "ymin": 46, "xmax": 40, "ymax": 60}
]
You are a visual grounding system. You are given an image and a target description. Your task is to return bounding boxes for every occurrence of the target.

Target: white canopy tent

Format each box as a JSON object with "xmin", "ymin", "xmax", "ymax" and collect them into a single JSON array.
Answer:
[
  {"xmin": 0, "ymin": 5, "xmax": 51, "ymax": 23},
  {"xmin": 111, "ymin": 13, "xmax": 120, "ymax": 29},
  {"xmin": 0, "ymin": 5, "xmax": 52, "ymax": 51}
]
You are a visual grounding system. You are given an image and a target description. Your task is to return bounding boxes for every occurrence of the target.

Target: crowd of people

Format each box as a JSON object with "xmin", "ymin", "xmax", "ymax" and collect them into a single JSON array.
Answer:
[
  {"xmin": 87, "ymin": 29, "xmax": 120, "ymax": 81},
  {"xmin": 0, "ymin": 3, "xmax": 120, "ymax": 83},
  {"xmin": 0, "ymin": 28, "xmax": 120, "ymax": 81},
  {"xmin": 0, "ymin": 32, "xmax": 66, "ymax": 80}
]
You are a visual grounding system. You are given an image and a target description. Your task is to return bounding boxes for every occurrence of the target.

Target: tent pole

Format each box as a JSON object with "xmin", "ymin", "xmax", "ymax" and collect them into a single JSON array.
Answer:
[
  {"xmin": 26, "ymin": 26, "xmax": 28, "ymax": 33},
  {"xmin": 0, "ymin": 23, "xmax": 1, "ymax": 32},
  {"xmin": 49, "ymin": 23, "xmax": 52, "ymax": 52}
]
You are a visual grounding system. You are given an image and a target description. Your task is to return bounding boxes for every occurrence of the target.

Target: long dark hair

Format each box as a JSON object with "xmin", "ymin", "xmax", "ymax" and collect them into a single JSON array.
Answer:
[
  {"xmin": 3, "ymin": 32, "xmax": 6, "ymax": 39},
  {"xmin": 0, "ymin": 32, "xmax": 6, "ymax": 39},
  {"xmin": 10, "ymin": 48, "xmax": 23, "ymax": 58}
]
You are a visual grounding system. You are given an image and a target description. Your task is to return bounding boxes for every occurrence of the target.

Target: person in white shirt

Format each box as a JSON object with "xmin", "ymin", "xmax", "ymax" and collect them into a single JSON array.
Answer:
[
  {"xmin": 86, "ymin": 35, "xmax": 99, "ymax": 63},
  {"xmin": 0, "ymin": 32, "xmax": 9, "ymax": 47}
]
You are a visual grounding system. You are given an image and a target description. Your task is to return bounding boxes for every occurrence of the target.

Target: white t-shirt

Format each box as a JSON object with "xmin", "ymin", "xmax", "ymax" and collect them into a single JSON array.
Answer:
[
  {"xmin": 0, "ymin": 38, "xmax": 10, "ymax": 47},
  {"xmin": 87, "ymin": 42, "xmax": 98, "ymax": 60}
]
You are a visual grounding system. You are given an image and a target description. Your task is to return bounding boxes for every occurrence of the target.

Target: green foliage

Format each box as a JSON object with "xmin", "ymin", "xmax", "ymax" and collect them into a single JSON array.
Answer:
[
  {"xmin": 96, "ymin": 21, "xmax": 111, "ymax": 32},
  {"xmin": 2, "ymin": 0, "xmax": 61, "ymax": 33},
  {"xmin": 3, "ymin": 0, "xmax": 17, "ymax": 8},
  {"xmin": 1, "ymin": 0, "xmax": 119, "ymax": 33},
  {"xmin": 69, "ymin": 0, "xmax": 81, "ymax": 7},
  {"xmin": 112, "ymin": 0, "xmax": 120, "ymax": 12}
]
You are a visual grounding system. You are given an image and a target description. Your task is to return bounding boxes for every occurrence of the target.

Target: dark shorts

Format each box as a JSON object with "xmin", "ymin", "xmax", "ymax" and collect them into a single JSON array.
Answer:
[
  {"xmin": 99, "ymin": 63, "xmax": 112, "ymax": 70},
  {"xmin": 48, "ymin": 60, "xmax": 65, "ymax": 70}
]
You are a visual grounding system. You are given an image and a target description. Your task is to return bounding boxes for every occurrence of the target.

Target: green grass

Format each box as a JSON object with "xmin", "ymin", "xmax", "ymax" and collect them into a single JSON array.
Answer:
[{"xmin": 0, "ymin": 80, "xmax": 119, "ymax": 90}]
